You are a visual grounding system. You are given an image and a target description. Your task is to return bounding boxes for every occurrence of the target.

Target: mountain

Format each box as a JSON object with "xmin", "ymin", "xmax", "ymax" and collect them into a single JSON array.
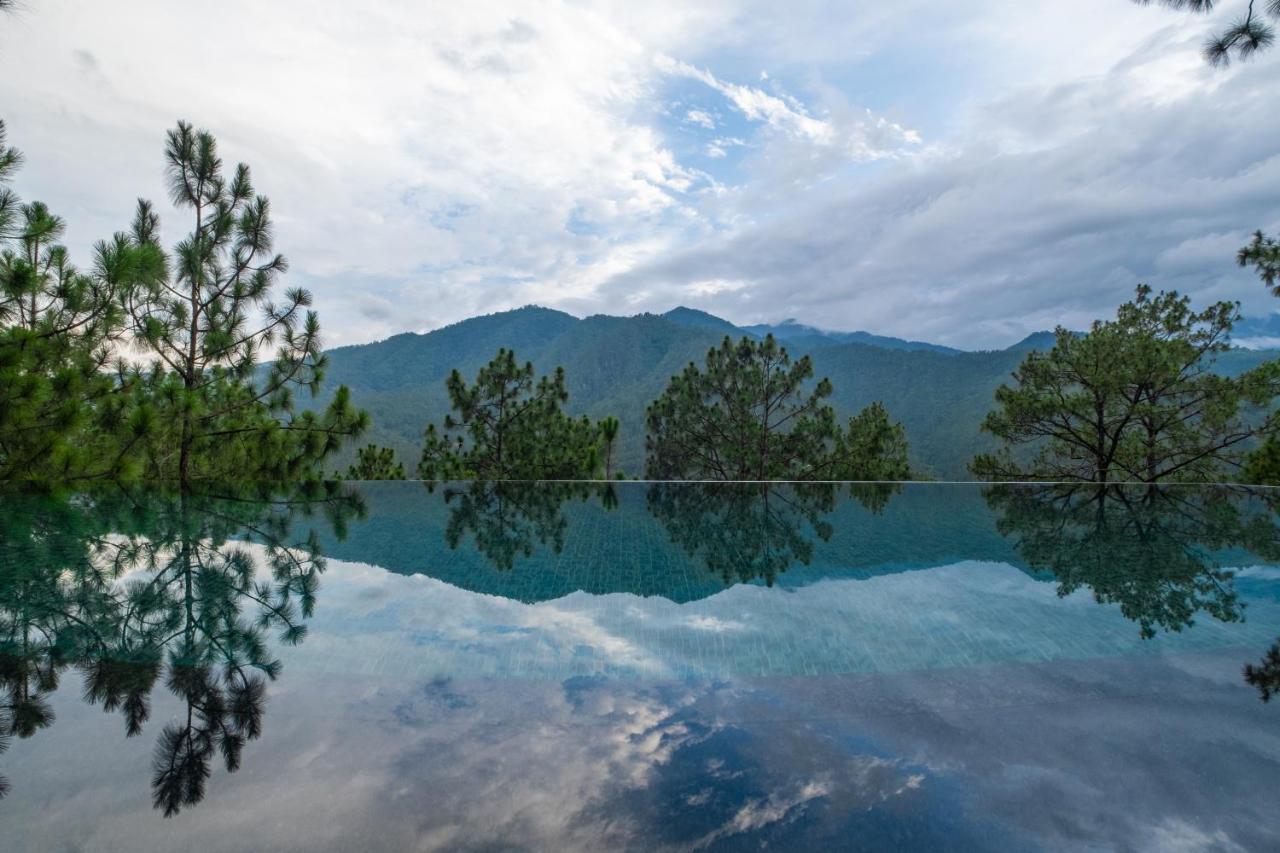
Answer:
[
  {"xmin": 1005, "ymin": 331, "xmax": 1058, "ymax": 353},
  {"xmin": 314, "ymin": 306, "xmax": 1280, "ymax": 480},
  {"xmin": 660, "ymin": 306, "xmax": 741, "ymax": 334},
  {"xmin": 741, "ymin": 319, "xmax": 961, "ymax": 355}
]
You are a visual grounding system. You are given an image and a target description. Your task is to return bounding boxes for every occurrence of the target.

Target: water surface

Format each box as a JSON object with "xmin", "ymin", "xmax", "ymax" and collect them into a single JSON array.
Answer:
[{"xmin": 2, "ymin": 482, "xmax": 1278, "ymax": 851}]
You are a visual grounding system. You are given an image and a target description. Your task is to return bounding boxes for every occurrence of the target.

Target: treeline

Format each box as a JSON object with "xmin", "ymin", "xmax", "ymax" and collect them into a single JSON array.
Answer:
[{"xmin": 400, "ymin": 334, "xmax": 912, "ymax": 482}]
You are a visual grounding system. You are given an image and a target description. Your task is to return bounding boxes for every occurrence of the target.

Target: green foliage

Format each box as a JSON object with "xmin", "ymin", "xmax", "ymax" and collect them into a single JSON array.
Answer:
[
  {"xmin": 1239, "ymin": 230, "xmax": 1280, "ymax": 483},
  {"xmin": 439, "ymin": 481, "xmax": 589, "ymax": 570},
  {"xmin": 418, "ymin": 348, "xmax": 601, "ymax": 480},
  {"xmin": 972, "ymin": 285, "xmax": 1279, "ymax": 483},
  {"xmin": 645, "ymin": 334, "xmax": 910, "ymax": 480},
  {"xmin": 1240, "ymin": 435, "xmax": 1280, "ymax": 483},
  {"xmin": 344, "ymin": 444, "xmax": 405, "ymax": 480},
  {"xmin": 1238, "ymin": 230, "xmax": 1280, "ymax": 294},
  {"xmin": 646, "ymin": 481, "xmax": 901, "ymax": 586},
  {"xmin": 1135, "ymin": 0, "xmax": 1280, "ymax": 65},
  {"xmin": 0, "ymin": 120, "xmax": 152, "ymax": 480},
  {"xmin": 118, "ymin": 121, "xmax": 366, "ymax": 481},
  {"xmin": 0, "ymin": 118, "xmax": 366, "ymax": 483},
  {"xmin": 828, "ymin": 401, "xmax": 911, "ymax": 480},
  {"xmin": 599, "ymin": 415, "xmax": 620, "ymax": 480}
]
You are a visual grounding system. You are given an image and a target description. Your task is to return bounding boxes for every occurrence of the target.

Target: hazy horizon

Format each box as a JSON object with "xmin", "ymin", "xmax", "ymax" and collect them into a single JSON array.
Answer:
[{"xmin": 325, "ymin": 301, "xmax": 1280, "ymax": 354}]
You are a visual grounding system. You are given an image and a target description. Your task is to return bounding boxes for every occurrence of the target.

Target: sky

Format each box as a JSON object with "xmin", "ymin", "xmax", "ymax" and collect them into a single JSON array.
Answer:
[{"xmin": 0, "ymin": 0, "xmax": 1278, "ymax": 349}]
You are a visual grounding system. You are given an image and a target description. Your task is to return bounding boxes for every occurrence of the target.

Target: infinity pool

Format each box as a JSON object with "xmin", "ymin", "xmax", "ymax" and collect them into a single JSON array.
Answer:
[{"xmin": 2, "ymin": 482, "xmax": 1278, "ymax": 851}]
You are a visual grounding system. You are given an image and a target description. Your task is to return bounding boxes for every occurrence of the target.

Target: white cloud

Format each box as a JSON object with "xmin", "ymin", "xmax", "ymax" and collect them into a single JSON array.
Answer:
[
  {"xmin": 657, "ymin": 53, "xmax": 921, "ymax": 159},
  {"xmin": 0, "ymin": 0, "xmax": 740, "ymax": 345},
  {"xmin": 685, "ymin": 108, "xmax": 716, "ymax": 129},
  {"xmin": 604, "ymin": 32, "xmax": 1280, "ymax": 346},
  {"xmin": 657, "ymin": 54, "xmax": 837, "ymax": 144},
  {"xmin": 0, "ymin": 0, "xmax": 1275, "ymax": 348}
]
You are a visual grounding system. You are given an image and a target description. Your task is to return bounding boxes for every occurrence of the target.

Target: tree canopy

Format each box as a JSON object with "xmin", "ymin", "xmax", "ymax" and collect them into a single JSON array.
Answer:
[
  {"xmin": 983, "ymin": 483, "xmax": 1280, "ymax": 637},
  {"xmin": 972, "ymin": 285, "xmax": 1280, "ymax": 483},
  {"xmin": 1239, "ymin": 230, "xmax": 1280, "ymax": 294},
  {"xmin": 1, "ymin": 118, "xmax": 367, "ymax": 484},
  {"xmin": 599, "ymin": 415, "xmax": 621, "ymax": 480},
  {"xmin": 418, "ymin": 348, "xmax": 602, "ymax": 480},
  {"xmin": 986, "ymin": 480, "xmax": 1280, "ymax": 699},
  {"xmin": 645, "ymin": 334, "xmax": 910, "ymax": 481},
  {"xmin": 0, "ymin": 120, "xmax": 151, "ymax": 480},
  {"xmin": 345, "ymin": 444, "xmax": 406, "ymax": 480}
]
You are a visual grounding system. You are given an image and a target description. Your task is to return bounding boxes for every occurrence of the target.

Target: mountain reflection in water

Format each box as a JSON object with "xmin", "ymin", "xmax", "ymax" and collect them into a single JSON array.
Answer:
[{"xmin": 1, "ymin": 481, "xmax": 1278, "ymax": 850}]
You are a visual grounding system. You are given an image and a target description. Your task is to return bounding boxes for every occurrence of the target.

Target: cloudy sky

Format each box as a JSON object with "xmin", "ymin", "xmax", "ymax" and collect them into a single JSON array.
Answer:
[{"xmin": 1, "ymin": 0, "xmax": 1277, "ymax": 348}]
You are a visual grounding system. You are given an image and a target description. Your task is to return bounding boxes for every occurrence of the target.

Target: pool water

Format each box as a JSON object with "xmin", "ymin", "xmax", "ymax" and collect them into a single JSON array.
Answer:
[{"xmin": 2, "ymin": 482, "xmax": 1278, "ymax": 851}]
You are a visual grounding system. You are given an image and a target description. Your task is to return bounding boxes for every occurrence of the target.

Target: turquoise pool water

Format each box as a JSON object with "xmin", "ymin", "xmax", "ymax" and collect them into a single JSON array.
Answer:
[{"xmin": 2, "ymin": 482, "xmax": 1278, "ymax": 851}]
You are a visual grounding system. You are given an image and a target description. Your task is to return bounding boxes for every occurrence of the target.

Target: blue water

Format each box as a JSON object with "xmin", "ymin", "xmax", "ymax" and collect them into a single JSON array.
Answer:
[{"xmin": 2, "ymin": 482, "xmax": 1278, "ymax": 851}]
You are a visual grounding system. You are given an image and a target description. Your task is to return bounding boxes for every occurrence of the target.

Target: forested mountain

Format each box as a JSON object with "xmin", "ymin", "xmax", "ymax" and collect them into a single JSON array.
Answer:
[
  {"xmin": 316, "ymin": 306, "xmax": 1280, "ymax": 479},
  {"xmin": 741, "ymin": 319, "xmax": 960, "ymax": 355}
]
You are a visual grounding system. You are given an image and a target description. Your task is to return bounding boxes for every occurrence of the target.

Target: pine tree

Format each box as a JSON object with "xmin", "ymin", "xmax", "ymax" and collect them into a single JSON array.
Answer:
[
  {"xmin": 1245, "ymin": 641, "xmax": 1280, "ymax": 701},
  {"xmin": 418, "ymin": 348, "xmax": 601, "ymax": 480},
  {"xmin": 983, "ymin": 483, "xmax": 1280, "ymax": 637},
  {"xmin": 0, "ymin": 482, "xmax": 362, "ymax": 810},
  {"xmin": 1237, "ymin": 230, "xmax": 1280, "ymax": 483},
  {"xmin": 345, "ymin": 444, "xmax": 406, "ymax": 480},
  {"xmin": 120, "ymin": 121, "xmax": 366, "ymax": 481},
  {"xmin": 1135, "ymin": 1, "xmax": 1280, "ymax": 65},
  {"xmin": 646, "ymin": 482, "xmax": 835, "ymax": 586},
  {"xmin": 440, "ymin": 481, "xmax": 578, "ymax": 570},
  {"xmin": 826, "ymin": 401, "xmax": 911, "ymax": 480},
  {"xmin": 1239, "ymin": 230, "xmax": 1280, "ymax": 294},
  {"xmin": 599, "ymin": 416, "xmax": 620, "ymax": 480},
  {"xmin": 645, "ymin": 334, "xmax": 910, "ymax": 480}
]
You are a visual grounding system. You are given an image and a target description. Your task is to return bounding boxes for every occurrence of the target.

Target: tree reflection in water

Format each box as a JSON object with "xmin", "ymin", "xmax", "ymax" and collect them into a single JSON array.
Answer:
[
  {"xmin": 437, "ymin": 480, "xmax": 613, "ymax": 572},
  {"xmin": 984, "ymin": 483, "xmax": 1280, "ymax": 700},
  {"xmin": 0, "ymin": 483, "xmax": 362, "ymax": 814},
  {"xmin": 1245, "ymin": 642, "xmax": 1280, "ymax": 702},
  {"xmin": 646, "ymin": 482, "xmax": 898, "ymax": 587}
]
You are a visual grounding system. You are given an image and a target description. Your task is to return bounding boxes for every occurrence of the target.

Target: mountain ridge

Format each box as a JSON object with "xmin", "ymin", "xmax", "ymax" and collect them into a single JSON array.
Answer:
[{"xmin": 315, "ymin": 304, "xmax": 1280, "ymax": 480}]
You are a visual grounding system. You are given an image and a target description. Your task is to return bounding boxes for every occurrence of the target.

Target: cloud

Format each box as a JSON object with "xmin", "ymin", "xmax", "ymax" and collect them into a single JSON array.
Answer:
[
  {"xmin": 0, "ymin": 0, "xmax": 1275, "ymax": 349},
  {"xmin": 658, "ymin": 54, "xmax": 837, "ymax": 143},
  {"xmin": 604, "ymin": 37, "xmax": 1280, "ymax": 347},
  {"xmin": 0, "ymin": 1, "xmax": 734, "ymax": 345},
  {"xmin": 684, "ymin": 108, "xmax": 716, "ymax": 129},
  {"xmin": 656, "ymin": 54, "xmax": 921, "ymax": 158}
]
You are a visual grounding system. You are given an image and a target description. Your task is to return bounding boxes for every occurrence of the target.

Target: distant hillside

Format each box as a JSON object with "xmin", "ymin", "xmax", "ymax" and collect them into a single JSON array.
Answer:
[
  {"xmin": 741, "ymin": 319, "xmax": 961, "ymax": 356},
  {"xmin": 313, "ymin": 306, "xmax": 1280, "ymax": 480},
  {"xmin": 1233, "ymin": 313, "xmax": 1280, "ymax": 349}
]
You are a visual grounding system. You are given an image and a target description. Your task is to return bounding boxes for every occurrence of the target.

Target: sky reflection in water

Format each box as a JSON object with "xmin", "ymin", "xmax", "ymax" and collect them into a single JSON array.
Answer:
[{"xmin": 2, "ymin": 482, "xmax": 1279, "ymax": 852}]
